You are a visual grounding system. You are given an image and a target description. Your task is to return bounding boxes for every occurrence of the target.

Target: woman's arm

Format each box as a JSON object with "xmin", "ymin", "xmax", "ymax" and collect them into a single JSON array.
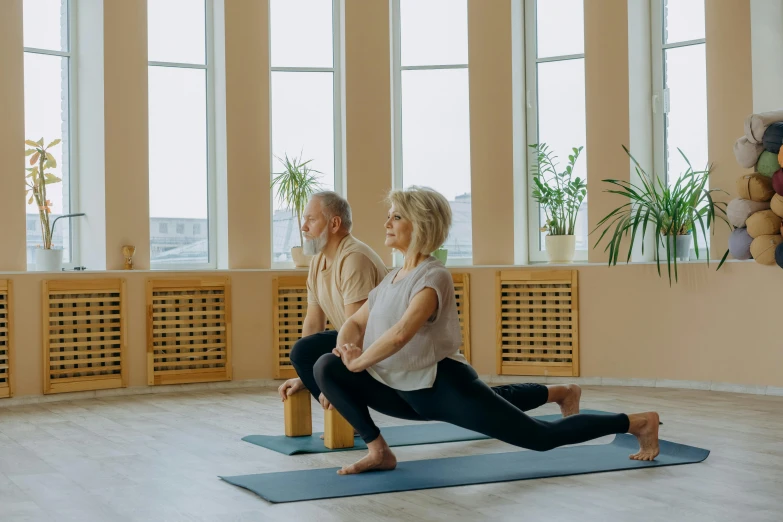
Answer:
[
  {"xmin": 335, "ymin": 300, "xmax": 370, "ymax": 349},
  {"xmin": 336, "ymin": 287, "xmax": 438, "ymax": 372}
]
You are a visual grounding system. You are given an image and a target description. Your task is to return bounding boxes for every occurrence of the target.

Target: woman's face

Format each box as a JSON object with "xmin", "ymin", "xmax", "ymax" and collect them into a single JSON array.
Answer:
[{"xmin": 384, "ymin": 204, "xmax": 413, "ymax": 254}]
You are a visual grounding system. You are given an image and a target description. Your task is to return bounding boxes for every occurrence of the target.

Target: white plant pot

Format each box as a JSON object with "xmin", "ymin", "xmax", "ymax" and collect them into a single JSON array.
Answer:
[
  {"xmin": 666, "ymin": 234, "xmax": 692, "ymax": 262},
  {"xmin": 291, "ymin": 246, "xmax": 312, "ymax": 268},
  {"xmin": 34, "ymin": 248, "xmax": 63, "ymax": 272},
  {"xmin": 545, "ymin": 235, "xmax": 576, "ymax": 263}
]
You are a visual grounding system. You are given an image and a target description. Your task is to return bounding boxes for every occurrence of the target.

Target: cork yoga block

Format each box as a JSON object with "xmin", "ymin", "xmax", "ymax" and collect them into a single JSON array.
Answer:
[
  {"xmin": 750, "ymin": 234, "xmax": 783, "ymax": 265},
  {"xmin": 736, "ymin": 174, "xmax": 774, "ymax": 202},
  {"xmin": 727, "ymin": 198, "xmax": 770, "ymax": 228},
  {"xmin": 771, "ymin": 194, "xmax": 783, "ymax": 218},
  {"xmin": 746, "ymin": 210, "xmax": 783, "ymax": 238}
]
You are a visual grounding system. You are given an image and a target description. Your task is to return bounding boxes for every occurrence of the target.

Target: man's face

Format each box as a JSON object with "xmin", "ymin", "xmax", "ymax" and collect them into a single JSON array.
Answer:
[{"xmin": 301, "ymin": 199, "xmax": 330, "ymax": 255}]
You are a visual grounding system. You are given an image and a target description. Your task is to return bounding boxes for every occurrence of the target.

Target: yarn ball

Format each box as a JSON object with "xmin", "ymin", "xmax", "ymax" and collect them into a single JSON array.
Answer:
[
  {"xmin": 771, "ymin": 194, "xmax": 783, "ymax": 218},
  {"xmin": 763, "ymin": 122, "xmax": 783, "ymax": 154},
  {"xmin": 746, "ymin": 210, "xmax": 783, "ymax": 238},
  {"xmin": 728, "ymin": 228, "xmax": 753, "ymax": 260},
  {"xmin": 756, "ymin": 151, "xmax": 781, "ymax": 176},
  {"xmin": 773, "ymin": 169, "xmax": 783, "ymax": 196},
  {"xmin": 736, "ymin": 173, "xmax": 775, "ymax": 202},
  {"xmin": 776, "ymin": 242, "xmax": 783, "ymax": 269},
  {"xmin": 750, "ymin": 234, "xmax": 783, "ymax": 265},
  {"xmin": 726, "ymin": 198, "xmax": 771, "ymax": 228}
]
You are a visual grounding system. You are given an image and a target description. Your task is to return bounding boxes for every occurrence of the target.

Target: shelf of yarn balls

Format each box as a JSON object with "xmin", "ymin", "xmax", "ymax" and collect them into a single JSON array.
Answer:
[{"xmin": 731, "ymin": 113, "xmax": 783, "ymax": 268}]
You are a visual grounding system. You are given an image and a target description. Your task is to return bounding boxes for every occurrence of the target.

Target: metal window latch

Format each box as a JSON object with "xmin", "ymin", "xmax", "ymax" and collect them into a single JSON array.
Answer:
[{"xmin": 62, "ymin": 266, "xmax": 87, "ymax": 271}]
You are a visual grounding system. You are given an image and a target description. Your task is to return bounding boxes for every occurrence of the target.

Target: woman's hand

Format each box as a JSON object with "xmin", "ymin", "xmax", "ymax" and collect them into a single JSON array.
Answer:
[{"xmin": 333, "ymin": 343, "xmax": 364, "ymax": 372}]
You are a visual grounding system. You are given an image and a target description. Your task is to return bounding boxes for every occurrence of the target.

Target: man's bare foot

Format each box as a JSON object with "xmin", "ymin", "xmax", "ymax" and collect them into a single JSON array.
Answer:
[
  {"xmin": 557, "ymin": 384, "xmax": 581, "ymax": 417},
  {"xmin": 337, "ymin": 436, "xmax": 397, "ymax": 475},
  {"xmin": 627, "ymin": 412, "xmax": 660, "ymax": 461}
]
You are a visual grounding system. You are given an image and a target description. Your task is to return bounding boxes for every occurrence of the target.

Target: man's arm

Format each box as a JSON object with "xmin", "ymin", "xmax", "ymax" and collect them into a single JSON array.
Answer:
[
  {"xmin": 335, "ymin": 300, "xmax": 370, "ymax": 350},
  {"xmin": 344, "ymin": 299, "xmax": 366, "ymax": 321},
  {"xmin": 302, "ymin": 302, "xmax": 327, "ymax": 338}
]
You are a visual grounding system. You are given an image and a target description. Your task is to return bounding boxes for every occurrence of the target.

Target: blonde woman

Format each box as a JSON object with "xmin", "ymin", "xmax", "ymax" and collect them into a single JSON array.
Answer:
[{"xmin": 314, "ymin": 186, "xmax": 660, "ymax": 475}]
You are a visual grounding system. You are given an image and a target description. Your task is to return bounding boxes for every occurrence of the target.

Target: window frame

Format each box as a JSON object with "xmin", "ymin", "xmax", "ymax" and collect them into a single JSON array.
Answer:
[
  {"xmin": 23, "ymin": 0, "xmax": 81, "ymax": 271},
  {"xmin": 650, "ymin": 0, "xmax": 707, "ymax": 258},
  {"xmin": 269, "ymin": 0, "xmax": 343, "ymax": 269},
  {"xmin": 147, "ymin": 0, "xmax": 217, "ymax": 270},
  {"xmin": 390, "ymin": 0, "xmax": 472, "ymax": 268},
  {"xmin": 524, "ymin": 0, "xmax": 588, "ymax": 264}
]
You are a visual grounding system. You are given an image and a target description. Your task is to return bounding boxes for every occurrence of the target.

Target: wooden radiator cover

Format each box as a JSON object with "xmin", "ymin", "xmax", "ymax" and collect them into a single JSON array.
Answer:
[
  {"xmin": 0, "ymin": 281, "xmax": 12, "ymax": 398},
  {"xmin": 496, "ymin": 270, "xmax": 579, "ymax": 377},
  {"xmin": 43, "ymin": 279, "xmax": 127, "ymax": 395},
  {"xmin": 147, "ymin": 277, "xmax": 232, "ymax": 386}
]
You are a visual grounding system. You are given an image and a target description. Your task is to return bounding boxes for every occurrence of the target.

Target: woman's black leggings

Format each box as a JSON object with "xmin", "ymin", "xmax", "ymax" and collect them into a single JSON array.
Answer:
[
  {"xmin": 314, "ymin": 355, "xmax": 630, "ymax": 451},
  {"xmin": 291, "ymin": 330, "xmax": 549, "ymax": 412}
]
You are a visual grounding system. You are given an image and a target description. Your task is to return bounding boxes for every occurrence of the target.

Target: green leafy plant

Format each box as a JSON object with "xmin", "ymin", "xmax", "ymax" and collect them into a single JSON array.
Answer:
[
  {"xmin": 271, "ymin": 152, "xmax": 323, "ymax": 248},
  {"xmin": 591, "ymin": 145, "xmax": 731, "ymax": 285},
  {"xmin": 529, "ymin": 143, "xmax": 587, "ymax": 236},
  {"xmin": 25, "ymin": 137, "xmax": 62, "ymax": 249}
]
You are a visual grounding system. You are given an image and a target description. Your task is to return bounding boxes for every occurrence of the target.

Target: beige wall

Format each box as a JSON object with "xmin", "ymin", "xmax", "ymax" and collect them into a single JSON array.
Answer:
[{"xmin": 2, "ymin": 0, "xmax": 773, "ymax": 399}]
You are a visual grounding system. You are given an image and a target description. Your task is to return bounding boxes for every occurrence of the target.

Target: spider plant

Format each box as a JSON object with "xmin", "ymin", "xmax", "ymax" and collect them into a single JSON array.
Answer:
[
  {"xmin": 591, "ymin": 145, "xmax": 731, "ymax": 285},
  {"xmin": 271, "ymin": 152, "xmax": 323, "ymax": 248},
  {"xmin": 529, "ymin": 143, "xmax": 586, "ymax": 236}
]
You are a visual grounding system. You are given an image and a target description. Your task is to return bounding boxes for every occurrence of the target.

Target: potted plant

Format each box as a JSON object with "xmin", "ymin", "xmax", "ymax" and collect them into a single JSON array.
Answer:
[
  {"xmin": 25, "ymin": 138, "xmax": 84, "ymax": 271},
  {"xmin": 432, "ymin": 245, "xmax": 448, "ymax": 264},
  {"xmin": 529, "ymin": 143, "xmax": 586, "ymax": 262},
  {"xmin": 591, "ymin": 145, "xmax": 731, "ymax": 285},
  {"xmin": 271, "ymin": 152, "xmax": 323, "ymax": 267}
]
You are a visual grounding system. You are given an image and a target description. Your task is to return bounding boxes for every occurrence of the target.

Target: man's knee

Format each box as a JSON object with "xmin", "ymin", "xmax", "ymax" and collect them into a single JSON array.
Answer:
[{"xmin": 290, "ymin": 334, "xmax": 326, "ymax": 368}]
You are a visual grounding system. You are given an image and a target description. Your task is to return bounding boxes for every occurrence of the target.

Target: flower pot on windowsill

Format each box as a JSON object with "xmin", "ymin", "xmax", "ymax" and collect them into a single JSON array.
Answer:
[
  {"xmin": 664, "ymin": 233, "xmax": 692, "ymax": 262},
  {"xmin": 34, "ymin": 248, "xmax": 63, "ymax": 272},
  {"xmin": 291, "ymin": 246, "xmax": 312, "ymax": 268},
  {"xmin": 545, "ymin": 235, "xmax": 575, "ymax": 263},
  {"xmin": 433, "ymin": 248, "xmax": 448, "ymax": 265}
]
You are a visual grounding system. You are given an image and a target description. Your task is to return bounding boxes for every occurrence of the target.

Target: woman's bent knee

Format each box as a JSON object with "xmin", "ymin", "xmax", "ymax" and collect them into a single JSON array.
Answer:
[{"xmin": 313, "ymin": 353, "xmax": 344, "ymax": 386}]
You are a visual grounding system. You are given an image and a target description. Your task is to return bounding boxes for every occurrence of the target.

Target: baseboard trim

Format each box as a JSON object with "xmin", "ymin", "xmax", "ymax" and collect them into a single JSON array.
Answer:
[{"xmin": 1, "ymin": 376, "xmax": 781, "ymax": 408}]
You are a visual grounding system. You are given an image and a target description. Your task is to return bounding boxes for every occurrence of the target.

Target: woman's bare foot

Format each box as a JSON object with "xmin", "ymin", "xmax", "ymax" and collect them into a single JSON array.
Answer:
[
  {"xmin": 558, "ymin": 384, "xmax": 581, "ymax": 417},
  {"xmin": 337, "ymin": 436, "xmax": 397, "ymax": 475},
  {"xmin": 627, "ymin": 412, "xmax": 660, "ymax": 461}
]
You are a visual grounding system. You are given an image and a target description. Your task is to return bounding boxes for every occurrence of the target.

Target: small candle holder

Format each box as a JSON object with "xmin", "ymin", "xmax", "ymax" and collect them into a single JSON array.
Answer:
[{"xmin": 122, "ymin": 245, "xmax": 136, "ymax": 270}]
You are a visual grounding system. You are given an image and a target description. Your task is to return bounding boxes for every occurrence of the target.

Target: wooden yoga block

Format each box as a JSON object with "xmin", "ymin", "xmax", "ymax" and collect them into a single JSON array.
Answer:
[
  {"xmin": 324, "ymin": 408, "xmax": 355, "ymax": 449},
  {"xmin": 284, "ymin": 389, "xmax": 312, "ymax": 437}
]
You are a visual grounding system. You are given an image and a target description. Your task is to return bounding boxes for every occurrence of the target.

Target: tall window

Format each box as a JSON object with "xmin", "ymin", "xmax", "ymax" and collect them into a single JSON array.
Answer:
[
  {"xmin": 525, "ymin": 0, "xmax": 588, "ymax": 262},
  {"xmin": 270, "ymin": 0, "xmax": 341, "ymax": 264},
  {"xmin": 392, "ymin": 0, "xmax": 472, "ymax": 264},
  {"xmin": 148, "ymin": 0, "xmax": 214, "ymax": 268},
  {"xmin": 652, "ymin": 0, "xmax": 708, "ymax": 250},
  {"xmin": 23, "ymin": 0, "xmax": 76, "ymax": 268}
]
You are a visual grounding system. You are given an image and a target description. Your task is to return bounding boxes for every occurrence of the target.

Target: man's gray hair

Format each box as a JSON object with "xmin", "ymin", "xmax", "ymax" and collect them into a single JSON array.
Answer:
[{"xmin": 312, "ymin": 191, "xmax": 353, "ymax": 232}]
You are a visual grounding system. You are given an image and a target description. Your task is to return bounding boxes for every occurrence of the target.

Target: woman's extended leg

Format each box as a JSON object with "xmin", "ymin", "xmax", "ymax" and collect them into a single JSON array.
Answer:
[{"xmin": 400, "ymin": 359, "xmax": 658, "ymax": 459}]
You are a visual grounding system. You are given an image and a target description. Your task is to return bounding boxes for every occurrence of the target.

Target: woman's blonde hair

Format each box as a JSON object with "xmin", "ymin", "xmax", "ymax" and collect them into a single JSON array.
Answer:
[{"xmin": 386, "ymin": 186, "xmax": 452, "ymax": 256}]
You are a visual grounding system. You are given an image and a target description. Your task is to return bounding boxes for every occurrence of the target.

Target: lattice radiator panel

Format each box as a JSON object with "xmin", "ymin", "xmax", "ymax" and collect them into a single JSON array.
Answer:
[
  {"xmin": 43, "ymin": 279, "xmax": 127, "ymax": 395},
  {"xmin": 273, "ymin": 273, "xmax": 472, "ymax": 379},
  {"xmin": 147, "ymin": 277, "xmax": 232, "ymax": 386},
  {"xmin": 496, "ymin": 270, "xmax": 579, "ymax": 377},
  {"xmin": 0, "ymin": 281, "xmax": 12, "ymax": 399}
]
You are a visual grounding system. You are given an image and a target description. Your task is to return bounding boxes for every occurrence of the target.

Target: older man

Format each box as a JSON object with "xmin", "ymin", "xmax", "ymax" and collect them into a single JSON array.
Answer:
[{"xmin": 278, "ymin": 191, "xmax": 388, "ymax": 410}]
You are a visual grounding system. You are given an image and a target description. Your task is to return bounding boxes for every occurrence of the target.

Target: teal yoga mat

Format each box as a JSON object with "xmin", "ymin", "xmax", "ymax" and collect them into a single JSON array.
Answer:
[
  {"xmin": 222, "ymin": 434, "xmax": 709, "ymax": 503},
  {"xmin": 242, "ymin": 409, "xmax": 614, "ymax": 455}
]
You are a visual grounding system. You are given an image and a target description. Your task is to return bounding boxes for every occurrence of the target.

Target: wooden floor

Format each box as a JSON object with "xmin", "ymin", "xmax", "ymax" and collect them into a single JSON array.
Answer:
[{"xmin": 0, "ymin": 385, "xmax": 781, "ymax": 521}]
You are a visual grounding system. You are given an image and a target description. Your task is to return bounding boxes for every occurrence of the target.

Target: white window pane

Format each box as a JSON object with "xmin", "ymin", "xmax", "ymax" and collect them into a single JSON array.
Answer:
[
  {"xmin": 664, "ymin": 0, "xmax": 705, "ymax": 44},
  {"xmin": 536, "ymin": 58, "xmax": 587, "ymax": 251},
  {"xmin": 24, "ymin": 52, "xmax": 72, "ymax": 264},
  {"xmin": 148, "ymin": 67, "xmax": 209, "ymax": 265},
  {"xmin": 23, "ymin": 0, "xmax": 68, "ymax": 52},
  {"xmin": 271, "ymin": 71, "xmax": 335, "ymax": 262},
  {"xmin": 536, "ymin": 0, "xmax": 584, "ymax": 59},
  {"xmin": 400, "ymin": 0, "xmax": 468, "ymax": 67},
  {"xmin": 664, "ymin": 44, "xmax": 709, "ymax": 252},
  {"xmin": 401, "ymin": 69, "xmax": 472, "ymax": 259},
  {"xmin": 270, "ymin": 0, "xmax": 333, "ymax": 68},
  {"xmin": 148, "ymin": 0, "xmax": 206, "ymax": 65}
]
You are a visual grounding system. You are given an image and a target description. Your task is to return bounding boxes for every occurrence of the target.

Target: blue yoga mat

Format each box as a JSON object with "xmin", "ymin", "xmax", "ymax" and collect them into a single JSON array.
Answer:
[
  {"xmin": 222, "ymin": 434, "xmax": 709, "ymax": 503},
  {"xmin": 242, "ymin": 409, "xmax": 614, "ymax": 455}
]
